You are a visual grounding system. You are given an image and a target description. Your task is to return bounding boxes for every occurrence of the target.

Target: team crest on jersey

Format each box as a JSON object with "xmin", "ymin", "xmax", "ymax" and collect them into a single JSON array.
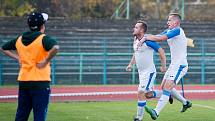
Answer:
[{"xmin": 141, "ymin": 85, "xmax": 145, "ymax": 88}]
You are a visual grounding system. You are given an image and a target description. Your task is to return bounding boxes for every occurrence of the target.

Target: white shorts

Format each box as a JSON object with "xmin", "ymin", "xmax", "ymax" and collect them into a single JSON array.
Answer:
[
  {"xmin": 163, "ymin": 65, "xmax": 188, "ymax": 84},
  {"xmin": 138, "ymin": 71, "xmax": 156, "ymax": 93}
]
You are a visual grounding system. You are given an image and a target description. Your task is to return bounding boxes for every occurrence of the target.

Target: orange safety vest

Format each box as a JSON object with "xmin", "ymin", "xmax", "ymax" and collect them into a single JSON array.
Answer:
[{"xmin": 15, "ymin": 34, "xmax": 51, "ymax": 81}]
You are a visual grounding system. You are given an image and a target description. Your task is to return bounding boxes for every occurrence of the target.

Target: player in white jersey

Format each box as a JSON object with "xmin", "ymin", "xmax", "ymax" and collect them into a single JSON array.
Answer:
[
  {"xmin": 144, "ymin": 12, "xmax": 192, "ymax": 120},
  {"xmin": 126, "ymin": 20, "xmax": 167, "ymax": 121}
]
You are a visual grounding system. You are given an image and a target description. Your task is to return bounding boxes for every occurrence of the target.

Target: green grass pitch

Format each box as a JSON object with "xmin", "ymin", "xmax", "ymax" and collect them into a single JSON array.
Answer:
[{"xmin": 0, "ymin": 100, "xmax": 215, "ymax": 121}]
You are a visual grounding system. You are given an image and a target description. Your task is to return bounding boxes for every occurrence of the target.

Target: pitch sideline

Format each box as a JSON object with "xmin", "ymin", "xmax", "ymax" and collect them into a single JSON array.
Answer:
[{"xmin": 1, "ymin": 89, "xmax": 215, "ymax": 99}]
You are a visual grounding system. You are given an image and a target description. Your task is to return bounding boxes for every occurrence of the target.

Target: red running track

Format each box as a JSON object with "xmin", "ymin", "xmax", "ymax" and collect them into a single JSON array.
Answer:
[{"xmin": 0, "ymin": 85, "xmax": 215, "ymax": 102}]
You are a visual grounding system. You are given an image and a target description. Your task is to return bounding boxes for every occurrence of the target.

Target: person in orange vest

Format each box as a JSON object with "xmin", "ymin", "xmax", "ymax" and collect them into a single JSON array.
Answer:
[{"xmin": 0, "ymin": 12, "xmax": 59, "ymax": 121}]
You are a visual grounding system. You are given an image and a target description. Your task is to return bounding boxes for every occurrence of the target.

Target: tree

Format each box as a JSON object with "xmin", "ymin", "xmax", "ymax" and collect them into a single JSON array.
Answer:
[{"xmin": 0, "ymin": 0, "xmax": 34, "ymax": 16}]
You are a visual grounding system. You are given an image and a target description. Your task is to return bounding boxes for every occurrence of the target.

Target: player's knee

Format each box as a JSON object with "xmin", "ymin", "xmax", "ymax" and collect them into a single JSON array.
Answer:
[
  {"xmin": 145, "ymin": 92, "xmax": 154, "ymax": 99},
  {"xmin": 137, "ymin": 91, "xmax": 146, "ymax": 100},
  {"xmin": 163, "ymin": 80, "xmax": 175, "ymax": 90}
]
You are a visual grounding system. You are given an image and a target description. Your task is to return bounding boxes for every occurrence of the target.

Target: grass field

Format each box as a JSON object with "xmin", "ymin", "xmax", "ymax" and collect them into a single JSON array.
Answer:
[{"xmin": 0, "ymin": 100, "xmax": 215, "ymax": 121}]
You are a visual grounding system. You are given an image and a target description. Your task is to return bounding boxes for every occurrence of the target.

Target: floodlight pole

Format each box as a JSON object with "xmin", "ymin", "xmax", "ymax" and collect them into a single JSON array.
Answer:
[
  {"xmin": 181, "ymin": 0, "xmax": 184, "ymax": 20},
  {"xmin": 126, "ymin": 0, "xmax": 130, "ymax": 19}
]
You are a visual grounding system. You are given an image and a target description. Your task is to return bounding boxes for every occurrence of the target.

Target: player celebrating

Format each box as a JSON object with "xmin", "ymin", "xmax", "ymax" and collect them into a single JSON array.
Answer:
[
  {"xmin": 126, "ymin": 20, "xmax": 167, "ymax": 121},
  {"xmin": 144, "ymin": 12, "xmax": 192, "ymax": 120}
]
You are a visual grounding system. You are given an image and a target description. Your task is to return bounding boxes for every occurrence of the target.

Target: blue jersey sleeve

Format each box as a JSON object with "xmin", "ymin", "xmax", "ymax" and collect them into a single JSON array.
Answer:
[
  {"xmin": 145, "ymin": 40, "xmax": 161, "ymax": 52},
  {"xmin": 159, "ymin": 29, "xmax": 168, "ymax": 35},
  {"xmin": 164, "ymin": 27, "xmax": 180, "ymax": 39}
]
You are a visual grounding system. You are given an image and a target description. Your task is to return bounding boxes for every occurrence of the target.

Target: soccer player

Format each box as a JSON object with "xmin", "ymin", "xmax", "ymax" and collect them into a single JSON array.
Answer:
[
  {"xmin": 0, "ymin": 12, "xmax": 59, "ymax": 121},
  {"xmin": 126, "ymin": 20, "xmax": 167, "ymax": 121},
  {"xmin": 144, "ymin": 12, "xmax": 192, "ymax": 120}
]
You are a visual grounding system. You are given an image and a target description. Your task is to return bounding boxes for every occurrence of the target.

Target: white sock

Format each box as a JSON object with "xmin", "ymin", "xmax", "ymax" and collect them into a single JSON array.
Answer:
[
  {"xmin": 154, "ymin": 90, "xmax": 170, "ymax": 115},
  {"xmin": 137, "ymin": 100, "xmax": 146, "ymax": 120},
  {"xmin": 171, "ymin": 88, "xmax": 187, "ymax": 105},
  {"xmin": 152, "ymin": 90, "xmax": 162, "ymax": 98}
]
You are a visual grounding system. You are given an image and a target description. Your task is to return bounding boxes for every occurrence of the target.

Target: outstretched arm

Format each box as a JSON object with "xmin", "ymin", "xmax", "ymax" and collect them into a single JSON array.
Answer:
[
  {"xmin": 147, "ymin": 27, "xmax": 181, "ymax": 42},
  {"xmin": 126, "ymin": 53, "xmax": 136, "ymax": 72},
  {"xmin": 146, "ymin": 34, "xmax": 168, "ymax": 42}
]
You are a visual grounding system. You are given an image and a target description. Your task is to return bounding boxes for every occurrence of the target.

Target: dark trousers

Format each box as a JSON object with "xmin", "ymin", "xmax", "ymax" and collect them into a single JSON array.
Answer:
[{"xmin": 15, "ymin": 88, "xmax": 51, "ymax": 121}]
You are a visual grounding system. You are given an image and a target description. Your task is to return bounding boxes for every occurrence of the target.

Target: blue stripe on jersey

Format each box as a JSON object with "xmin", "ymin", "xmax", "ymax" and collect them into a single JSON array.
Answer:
[
  {"xmin": 146, "ymin": 72, "xmax": 155, "ymax": 91},
  {"xmin": 174, "ymin": 65, "xmax": 186, "ymax": 83},
  {"xmin": 145, "ymin": 41, "xmax": 160, "ymax": 52},
  {"xmin": 165, "ymin": 27, "xmax": 180, "ymax": 39}
]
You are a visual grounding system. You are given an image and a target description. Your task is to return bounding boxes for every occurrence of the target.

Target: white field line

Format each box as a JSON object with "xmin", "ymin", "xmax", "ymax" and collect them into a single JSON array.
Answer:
[
  {"xmin": 0, "ymin": 90, "xmax": 215, "ymax": 99},
  {"xmin": 193, "ymin": 104, "xmax": 215, "ymax": 110}
]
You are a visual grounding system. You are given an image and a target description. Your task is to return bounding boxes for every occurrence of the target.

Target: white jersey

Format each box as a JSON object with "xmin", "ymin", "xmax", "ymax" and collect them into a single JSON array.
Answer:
[
  {"xmin": 162, "ymin": 27, "xmax": 188, "ymax": 66},
  {"xmin": 133, "ymin": 37, "xmax": 161, "ymax": 72}
]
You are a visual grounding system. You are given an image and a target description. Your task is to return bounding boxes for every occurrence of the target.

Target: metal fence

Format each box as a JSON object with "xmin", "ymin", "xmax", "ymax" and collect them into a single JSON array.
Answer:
[{"xmin": 0, "ymin": 39, "xmax": 215, "ymax": 85}]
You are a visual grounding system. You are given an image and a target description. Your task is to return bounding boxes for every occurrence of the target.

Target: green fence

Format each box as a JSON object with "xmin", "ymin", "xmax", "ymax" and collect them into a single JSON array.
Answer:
[
  {"xmin": 1, "ymin": 52, "xmax": 214, "ymax": 85},
  {"xmin": 1, "ymin": 39, "xmax": 215, "ymax": 85},
  {"xmin": 47, "ymin": 52, "xmax": 214, "ymax": 85}
]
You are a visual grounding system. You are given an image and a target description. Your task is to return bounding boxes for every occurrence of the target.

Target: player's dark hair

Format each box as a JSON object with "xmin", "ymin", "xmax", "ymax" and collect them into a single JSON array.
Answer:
[
  {"xmin": 169, "ymin": 13, "xmax": 181, "ymax": 21},
  {"xmin": 169, "ymin": 8, "xmax": 181, "ymax": 20},
  {"xmin": 137, "ymin": 20, "xmax": 147, "ymax": 32}
]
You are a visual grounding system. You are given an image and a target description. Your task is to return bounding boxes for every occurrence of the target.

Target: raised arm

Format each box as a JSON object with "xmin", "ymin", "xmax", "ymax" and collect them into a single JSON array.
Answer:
[
  {"xmin": 146, "ymin": 35, "xmax": 168, "ymax": 42},
  {"xmin": 146, "ymin": 27, "xmax": 180, "ymax": 42}
]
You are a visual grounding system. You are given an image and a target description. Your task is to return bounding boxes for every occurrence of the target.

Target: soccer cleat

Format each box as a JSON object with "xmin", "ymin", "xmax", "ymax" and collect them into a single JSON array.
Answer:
[
  {"xmin": 181, "ymin": 100, "xmax": 192, "ymax": 113},
  {"xmin": 133, "ymin": 117, "xmax": 142, "ymax": 121},
  {"xmin": 169, "ymin": 95, "xmax": 173, "ymax": 104},
  {"xmin": 145, "ymin": 106, "xmax": 158, "ymax": 120}
]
